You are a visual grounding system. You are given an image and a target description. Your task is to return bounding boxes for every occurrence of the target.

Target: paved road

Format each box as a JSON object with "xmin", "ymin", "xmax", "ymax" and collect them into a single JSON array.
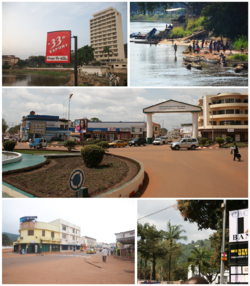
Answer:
[
  {"xmin": 109, "ymin": 145, "xmax": 248, "ymax": 198},
  {"xmin": 3, "ymin": 252, "xmax": 134, "ymax": 284}
]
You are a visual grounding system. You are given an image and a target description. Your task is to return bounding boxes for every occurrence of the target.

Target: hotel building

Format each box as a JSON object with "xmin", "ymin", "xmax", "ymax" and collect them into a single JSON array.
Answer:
[
  {"xmin": 90, "ymin": 7, "xmax": 125, "ymax": 64},
  {"xmin": 198, "ymin": 92, "xmax": 248, "ymax": 141}
]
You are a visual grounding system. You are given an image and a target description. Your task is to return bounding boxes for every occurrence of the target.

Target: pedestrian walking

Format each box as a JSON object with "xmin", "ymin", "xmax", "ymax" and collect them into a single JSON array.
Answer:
[
  {"xmin": 209, "ymin": 43, "xmax": 212, "ymax": 53},
  {"xmin": 229, "ymin": 43, "xmax": 232, "ymax": 55},
  {"xmin": 232, "ymin": 142, "xmax": 241, "ymax": 161},
  {"xmin": 116, "ymin": 76, "xmax": 120, "ymax": 86},
  {"xmin": 102, "ymin": 247, "xmax": 108, "ymax": 262},
  {"xmin": 222, "ymin": 44, "xmax": 225, "ymax": 53},
  {"xmin": 174, "ymin": 43, "xmax": 177, "ymax": 55},
  {"xmin": 213, "ymin": 41, "xmax": 216, "ymax": 51}
]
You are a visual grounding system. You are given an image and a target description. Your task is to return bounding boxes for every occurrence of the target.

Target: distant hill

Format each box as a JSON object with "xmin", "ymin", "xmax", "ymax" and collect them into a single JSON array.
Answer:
[
  {"xmin": 178, "ymin": 239, "xmax": 213, "ymax": 264},
  {"xmin": 2, "ymin": 232, "xmax": 19, "ymax": 243}
]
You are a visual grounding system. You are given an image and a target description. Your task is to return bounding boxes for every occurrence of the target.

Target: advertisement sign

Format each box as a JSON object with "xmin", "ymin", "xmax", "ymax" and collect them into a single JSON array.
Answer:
[
  {"xmin": 45, "ymin": 30, "xmax": 71, "ymax": 63},
  {"xmin": 229, "ymin": 209, "xmax": 248, "ymax": 242},
  {"xmin": 20, "ymin": 216, "xmax": 37, "ymax": 223},
  {"xmin": 75, "ymin": 119, "xmax": 88, "ymax": 133},
  {"xmin": 230, "ymin": 243, "xmax": 248, "ymax": 264},
  {"xmin": 242, "ymin": 266, "xmax": 248, "ymax": 274},
  {"xmin": 231, "ymin": 266, "xmax": 242, "ymax": 274},
  {"xmin": 231, "ymin": 275, "xmax": 245, "ymax": 283},
  {"xmin": 107, "ymin": 127, "xmax": 116, "ymax": 131}
]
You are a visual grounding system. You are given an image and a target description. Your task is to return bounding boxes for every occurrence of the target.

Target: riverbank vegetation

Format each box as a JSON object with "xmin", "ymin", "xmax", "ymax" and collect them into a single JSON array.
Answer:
[
  {"xmin": 3, "ymin": 69, "xmax": 72, "ymax": 77},
  {"xmin": 228, "ymin": 53, "xmax": 248, "ymax": 62},
  {"xmin": 232, "ymin": 35, "xmax": 248, "ymax": 50}
]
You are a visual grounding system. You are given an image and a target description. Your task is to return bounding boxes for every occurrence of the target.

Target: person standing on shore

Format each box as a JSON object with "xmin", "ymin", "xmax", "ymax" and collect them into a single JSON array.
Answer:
[
  {"xmin": 213, "ymin": 41, "xmax": 216, "ymax": 51},
  {"xmin": 188, "ymin": 45, "xmax": 192, "ymax": 53},
  {"xmin": 241, "ymin": 44, "xmax": 244, "ymax": 54},
  {"xmin": 209, "ymin": 43, "xmax": 212, "ymax": 53},
  {"xmin": 174, "ymin": 43, "xmax": 177, "ymax": 55}
]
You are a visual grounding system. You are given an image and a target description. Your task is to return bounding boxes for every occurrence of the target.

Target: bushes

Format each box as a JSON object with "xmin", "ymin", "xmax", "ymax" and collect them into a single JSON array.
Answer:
[
  {"xmin": 200, "ymin": 137, "xmax": 207, "ymax": 146},
  {"xmin": 207, "ymin": 140, "xmax": 213, "ymax": 145},
  {"xmin": 232, "ymin": 35, "xmax": 248, "ymax": 50},
  {"xmin": 96, "ymin": 141, "xmax": 110, "ymax": 150},
  {"xmin": 63, "ymin": 140, "xmax": 77, "ymax": 151},
  {"xmin": 171, "ymin": 27, "xmax": 186, "ymax": 38},
  {"xmin": 80, "ymin": 145, "xmax": 105, "ymax": 167},
  {"xmin": 3, "ymin": 140, "xmax": 16, "ymax": 151},
  {"xmin": 215, "ymin": 137, "xmax": 225, "ymax": 146},
  {"xmin": 226, "ymin": 136, "xmax": 232, "ymax": 143},
  {"xmin": 228, "ymin": 53, "xmax": 248, "ymax": 61}
]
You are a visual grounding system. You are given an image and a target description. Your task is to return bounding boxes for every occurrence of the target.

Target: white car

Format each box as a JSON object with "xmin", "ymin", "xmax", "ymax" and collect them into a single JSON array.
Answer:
[{"xmin": 153, "ymin": 138, "xmax": 163, "ymax": 145}]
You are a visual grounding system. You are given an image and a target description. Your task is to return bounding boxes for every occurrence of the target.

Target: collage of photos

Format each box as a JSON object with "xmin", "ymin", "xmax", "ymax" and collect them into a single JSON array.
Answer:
[{"xmin": 1, "ymin": 1, "xmax": 249, "ymax": 285}]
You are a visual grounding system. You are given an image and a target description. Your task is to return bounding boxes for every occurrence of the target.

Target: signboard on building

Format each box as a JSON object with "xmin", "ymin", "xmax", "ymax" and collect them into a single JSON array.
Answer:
[
  {"xmin": 30, "ymin": 122, "xmax": 46, "ymax": 134},
  {"xmin": 74, "ymin": 119, "xmax": 88, "ymax": 133},
  {"xmin": 20, "ymin": 216, "xmax": 37, "ymax": 223},
  {"xmin": 230, "ymin": 243, "xmax": 248, "ymax": 264},
  {"xmin": 120, "ymin": 128, "xmax": 130, "ymax": 132},
  {"xmin": 45, "ymin": 30, "xmax": 71, "ymax": 64},
  {"xmin": 107, "ymin": 127, "xmax": 116, "ymax": 131},
  {"xmin": 229, "ymin": 209, "xmax": 248, "ymax": 242},
  {"xmin": 228, "ymin": 129, "xmax": 235, "ymax": 132}
]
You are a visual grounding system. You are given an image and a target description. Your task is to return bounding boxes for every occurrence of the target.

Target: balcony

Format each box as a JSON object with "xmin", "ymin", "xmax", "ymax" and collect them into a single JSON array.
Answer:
[
  {"xmin": 212, "ymin": 114, "xmax": 248, "ymax": 119},
  {"xmin": 210, "ymin": 102, "xmax": 248, "ymax": 109}
]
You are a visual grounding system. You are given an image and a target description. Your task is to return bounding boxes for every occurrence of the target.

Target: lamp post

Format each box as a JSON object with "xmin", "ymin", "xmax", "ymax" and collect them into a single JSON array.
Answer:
[{"xmin": 68, "ymin": 94, "xmax": 73, "ymax": 139}]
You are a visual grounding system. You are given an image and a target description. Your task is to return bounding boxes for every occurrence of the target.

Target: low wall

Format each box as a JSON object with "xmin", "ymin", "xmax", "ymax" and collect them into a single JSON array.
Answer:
[
  {"xmin": 112, "ymin": 68, "xmax": 127, "ymax": 74},
  {"xmin": 2, "ymin": 151, "xmax": 22, "ymax": 165},
  {"xmin": 79, "ymin": 66, "xmax": 108, "ymax": 76}
]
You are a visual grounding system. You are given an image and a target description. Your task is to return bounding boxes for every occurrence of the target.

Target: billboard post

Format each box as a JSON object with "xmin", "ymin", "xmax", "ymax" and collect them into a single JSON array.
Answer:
[{"xmin": 73, "ymin": 36, "xmax": 78, "ymax": 86}]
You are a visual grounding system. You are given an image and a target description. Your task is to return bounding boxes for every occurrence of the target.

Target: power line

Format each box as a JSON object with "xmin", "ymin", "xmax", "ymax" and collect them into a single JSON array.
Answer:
[{"xmin": 137, "ymin": 204, "xmax": 177, "ymax": 221}]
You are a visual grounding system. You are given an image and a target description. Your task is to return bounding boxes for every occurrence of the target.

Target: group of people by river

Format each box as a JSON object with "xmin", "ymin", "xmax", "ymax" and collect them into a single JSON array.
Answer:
[{"xmin": 106, "ymin": 72, "xmax": 120, "ymax": 86}]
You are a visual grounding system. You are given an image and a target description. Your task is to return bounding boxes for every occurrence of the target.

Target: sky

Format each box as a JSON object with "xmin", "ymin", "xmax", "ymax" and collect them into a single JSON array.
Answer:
[
  {"xmin": 2, "ymin": 87, "xmax": 247, "ymax": 130},
  {"xmin": 2, "ymin": 199, "xmax": 136, "ymax": 243},
  {"xmin": 2, "ymin": 2, "xmax": 127, "ymax": 60},
  {"xmin": 138, "ymin": 200, "xmax": 215, "ymax": 244}
]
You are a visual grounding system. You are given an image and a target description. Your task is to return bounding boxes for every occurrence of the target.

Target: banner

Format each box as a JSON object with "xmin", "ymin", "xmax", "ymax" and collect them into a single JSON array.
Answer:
[
  {"xmin": 45, "ymin": 30, "xmax": 71, "ymax": 64},
  {"xmin": 229, "ymin": 209, "xmax": 248, "ymax": 243}
]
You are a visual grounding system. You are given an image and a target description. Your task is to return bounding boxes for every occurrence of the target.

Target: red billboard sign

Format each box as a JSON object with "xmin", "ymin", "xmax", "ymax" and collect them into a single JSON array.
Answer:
[{"xmin": 45, "ymin": 30, "xmax": 71, "ymax": 64}]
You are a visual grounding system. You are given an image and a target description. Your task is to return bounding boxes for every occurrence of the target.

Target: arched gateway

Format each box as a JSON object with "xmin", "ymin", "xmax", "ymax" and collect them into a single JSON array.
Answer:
[{"xmin": 143, "ymin": 100, "xmax": 202, "ymax": 144}]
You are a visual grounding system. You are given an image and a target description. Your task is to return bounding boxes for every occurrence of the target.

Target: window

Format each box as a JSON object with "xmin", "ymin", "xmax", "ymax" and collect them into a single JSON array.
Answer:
[
  {"xmin": 225, "ymin": 98, "xmax": 234, "ymax": 103},
  {"xmin": 219, "ymin": 110, "xmax": 225, "ymax": 114},
  {"xmin": 62, "ymin": 234, "xmax": 66, "ymax": 239},
  {"xmin": 139, "ymin": 128, "xmax": 142, "ymax": 132},
  {"xmin": 155, "ymin": 127, "xmax": 157, "ymax": 131},
  {"xmin": 62, "ymin": 245, "xmax": 68, "ymax": 250},
  {"xmin": 132, "ymin": 127, "xmax": 135, "ymax": 132},
  {"xmin": 245, "ymin": 110, "xmax": 248, "ymax": 114},
  {"xmin": 226, "ymin": 110, "xmax": 234, "ymax": 114},
  {"xmin": 28, "ymin": 230, "xmax": 34, "ymax": 236},
  {"xmin": 76, "ymin": 230, "xmax": 77, "ymax": 234},
  {"xmin": 235, "ymin": 110, "xmax": 240, "ymax": 114},
  {"xmin": 72, "ymin": 236, "xmax": 75, "ymax": 240},
  {"xmin": 62, "ymin": 225, "xmax": 67, "ymax": 231},
  {"xmin": 70, "ymin": 246, "xmax": 72, "ymax": 250},
  {"xmin": 235, "ymin": 99, "xmax": 241, "ymax": 103},
  {"xmin": 51, "ymin": 232, "xmax": 54, "ymax": 238},
  {"xmin": 244, "ymin": 121, "xmax": 248, "ymax": 125},
  {"xmin": 77, "ymin": 246, "xmax": 80, "ymax": 250},
  {"xmin": 72, "ymin": 229, "xmax": 75, "ymax": 233},
  {"xmin": 42, "ymin": 230, "xmax": 45, "ymax": 236},
  {"xmin": 243, "ymin": 99, "xmax": 248, "ymax": 103}
]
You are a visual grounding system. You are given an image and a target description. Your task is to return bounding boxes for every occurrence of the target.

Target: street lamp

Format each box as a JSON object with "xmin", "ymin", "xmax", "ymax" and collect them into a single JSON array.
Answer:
[{"xmin": 68, "ymin": 94, "xmax": 73, "ymax": 139}]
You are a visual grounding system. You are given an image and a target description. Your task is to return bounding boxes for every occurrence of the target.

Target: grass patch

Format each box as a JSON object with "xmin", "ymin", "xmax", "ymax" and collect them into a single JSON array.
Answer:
[
  {"xmin": 228, "ymin": 53, "xmax": 248, "ymax": 61},
  {"xmin": 171, "ymin": 27, "xmax": 186, "ymax": 38},
  {"xmin": 223, "ymin": 142, "xmax": 248, "ymax": 148},
  {"xmin": 3, "ymin": 69, "xmax": 72, "ymax": 77},
  {"xmin": 232, "ymin": 35, "xmax": 248, "ymax": 50}
]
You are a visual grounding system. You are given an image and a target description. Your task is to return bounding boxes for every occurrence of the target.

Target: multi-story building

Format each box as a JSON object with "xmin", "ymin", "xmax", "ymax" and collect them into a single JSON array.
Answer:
[
  {"xmin": 2, "ymin": 55, "xmax": 19, "ymax": 66},
  {"xmin": 20, "ymin": 111, "xmax": 74, "ymax": 141},
  {"xmin": 81, "ymin": 236, "xmax": 97, "ymax": 248},
  {"xmin": 90, "ymin": 7, "xmax": 125, "ymax": 64},
  {"xmin": 198, "ymin": 92, "xmax": 248, "ymax": 141},
  {"xmin": 13, "ymin": 217, "xmax": 81, "ymax": 253}
]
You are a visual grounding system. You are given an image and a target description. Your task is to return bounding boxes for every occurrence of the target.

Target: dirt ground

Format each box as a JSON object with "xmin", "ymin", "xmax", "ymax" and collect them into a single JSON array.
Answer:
[
  {"xmin": 3, "ymin": 155, "xmax": 138, "ymax": 197},
  {"xmin": 2, "ymin": 252, "xmax": 135, "ymax": 284},
  {"xmin": 109, "ymin": 145, "xmax": 248, "ymax": 198}
]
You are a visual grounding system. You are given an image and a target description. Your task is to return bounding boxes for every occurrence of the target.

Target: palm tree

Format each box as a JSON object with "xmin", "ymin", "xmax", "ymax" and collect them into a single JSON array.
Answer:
[
  {"xmin": 188, "ymin": 247, "xmax": 211, "ymax": 276},
  {"xmin": 162, "ymin": 221, "xmax": 188, "ymax": 282},
  {"xmin": 138, "ymin": 222, "xmax": 150, "ymax": 279},
  {"xmin": 102, "ymin": 46, "xmax": 113, "ymax": 66}
]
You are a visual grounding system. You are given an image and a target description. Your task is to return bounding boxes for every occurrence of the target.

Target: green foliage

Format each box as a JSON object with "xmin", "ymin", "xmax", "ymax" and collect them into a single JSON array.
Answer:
[
  {"xmin": 2, "ymin": 61, "xmax": 11, "ymax": 69},
  {"xmin": 3, "ymin": 140, "xmax": 16, "ymax": 151},
  {"xmin": 2, "ymin": 118, "xmax": 8, "ymax": 133},
  {"xmin": 8, "ymin": 124, "xmax": 21, "ymax": 134},
  {"xmin": 215, "ymin": 137, "xmax": 224, "ymax": 146},
  {"xmin": 207, "ymin": 140, "xmax": 212, "ymax": 145},
  {"xmin": 184, "ymin": 16, "xmax": 205, "ymax": 35},
  {"xmin": 15, "ymin": 59, "xmax": 27, "ymax": 68},
  {"xmin": 63, "ymin": 140, "xmax": 77, "ymax": 151},
  {"xmin": 135, "ymin": 2, "xmax": 174, "ymax": 15},
  {"xmin": 89, "ymin": 117, "xmax": 102, "ymax": 122},
  {"xmin": 80, "ymin": 145, "xmax": 105, "ymax": 168},
  {"xmin": 188, "ymin": 247, "xmax": 211, "ymax": 276},
  {"xmin": 232, "ymin": 35, "xmax": 248, "ymax": 50},
  {"xmin": 96, "ymin": 141, "xmax": 110, "ymax": 150},
  {"xmin": 202, "ymin": 2, "xmax": 248, "ymax": 40},
  {"xmin": 171, "ymin": 27, "xmax": 186, "ymax": 38},
  {"xmin": 225, "ymin": 136, "xmax": 231, "ymax": 143},
  {"xmin": 200, "ymin": 137, "xmax": 207, "ymax": 146},
  {"xmin": 2, "ymin": 233, "xmax": 12, "ymax": 246},
  {"xmin": 228, "ymin": 53, "xmax": 248, "ymax": 62},
  {"xmin": 177, "ymin": 200, "xmax": 248, "ymax": 231},
  {"xmin": 94, "ymin": 139, "xmax": 101, "ymax": 144},
  {"xmin": 2, "ymin": 232, "xmax": 19, "ymax": 243},
  {"xmin": 78, "ymin": 45, "xmax": 95, "ymax": 65},
  {"xmin": 102, "ymin": 46, "xmax": 113, "ymax": 63},
  {"xmin": 93, "ymin": 61, "xmax": 102, "ymax": 66}
]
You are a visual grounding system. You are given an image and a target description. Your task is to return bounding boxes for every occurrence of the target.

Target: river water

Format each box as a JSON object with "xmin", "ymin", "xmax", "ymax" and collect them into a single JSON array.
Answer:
[
  {"xmin": 2, "ymin": 73, "xmax": 69, "ymax": 86},
  {"xmin": 130, "ymin": 22, "xmax": 248, "ymax": 87}
]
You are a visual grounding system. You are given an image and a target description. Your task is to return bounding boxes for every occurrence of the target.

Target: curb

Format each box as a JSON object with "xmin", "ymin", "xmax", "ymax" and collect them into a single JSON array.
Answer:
[
  {"xmin": 96, "ymin": 158, "xmax": 144, "ymax": 198},
  {"xmin": 198, "ymin": 146, "xmax": 248, "ymax": 149}
]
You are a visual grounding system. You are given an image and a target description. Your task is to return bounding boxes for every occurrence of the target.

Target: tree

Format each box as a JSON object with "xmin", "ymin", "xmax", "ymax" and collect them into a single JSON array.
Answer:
[
  {"xmin": 78, "ymin": 45, "xmax": 95, "ymax": 65},
  {"xmin": 200, "ymin": 137, "xmax": 207, "ymax": 146},
  {"xmin": 2, "ymin": 118, "xmax": 8, "ymax": 133},
  {"xmin": 138, "ymin": 222, "xmax": 150, "ymax": 279},
  {"xmin": 215, "ymin": 137, "xmax": 224, "ymax": 146},
  {"xmin": 160, "ymin": 128, "xmax": 168, "ymax": 135},
  {"xmin": 2, "ymin": 233, "xmax": 12, "ymax": 246},
  {"xmin": 15, "ymin": 59, "xmax": 27, "ymax": 68},
  {"xmin": 162, "ymin": 221, "xmax": 187, "ymax": 282},
  {"xmin": 102, "ymin": 46, "xmax": 113, "ymax": 65},
  {"xmin": 177, "ymin": 200, "xmax": 248, "ymax": 231},
  {"xmin": 89, "ymin": 117, "xmax": 102, "ymax": 122},
  {"xmin": 2, "ymin": 61, "xmax": 11, "ymax": 69},
  {"xmin": 226, "ymin": 136, "xmax": 231, "ymax": 143},
  {"xmin": 187, "ymin": 247, "xmax": 210, "ymax": 276},
  {"xmin": 136, "ymin": 2, "xmax": 174, "ymax": 15},
  {"xmin": 8, "ymin": 124, "xmax": 21, "ymax": 135},
  {"xmin": 202, "ymin": 2, "xmax": 248, "ymax": 40}
]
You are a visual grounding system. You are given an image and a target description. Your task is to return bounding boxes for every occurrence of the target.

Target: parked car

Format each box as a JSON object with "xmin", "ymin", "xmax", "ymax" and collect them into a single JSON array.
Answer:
[
  {"xmin": 159, "ymin": 136, "xmax": 168, "ymax": 144},
  {"xmin": 86, "ymin": 138, "xmax": 95, "ymax": 142},
  {"xmin": 29, "ymin": 138, "xmax": 47, "ymax": 149},
  {"xmin": 153, "ymin": 138, "xmax": 163, "ymax": 145},
  {"xmin": 170, "ymin": 138, "xmax": 199, "ymax": 150},
  {"xmin": 109, "ymin": 140, "xmax": 127, "ymax": 148},
  {"xmin": 128, "ymin": 137, "xmax": 147, "ymax": 147},
  {"xmin": 3, "ymin": 136, "xmax": 9, "ymax": 141}
]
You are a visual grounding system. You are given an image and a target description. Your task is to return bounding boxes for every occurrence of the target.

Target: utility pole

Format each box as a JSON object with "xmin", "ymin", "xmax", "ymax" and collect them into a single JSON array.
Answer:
[
  {"xmin": 220, "ymin": 200, "xmax": 226, "ymax": 284},
  {"xmin": 68, "ymin": 94, "xmax": 73, "ymax": 139}
]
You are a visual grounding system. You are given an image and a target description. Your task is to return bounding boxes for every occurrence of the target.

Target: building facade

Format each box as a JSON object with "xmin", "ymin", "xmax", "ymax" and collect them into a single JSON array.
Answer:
[
  {"xmin": 21, "ymin": 111, "xmax": 74, "ymax": 141},
  {"xmin": 13, "ymin": 217, "xmax": 81, "ymax": 253},
  {"xmin": 198, "ymin": 92, "xmax": 248, "ymax": 141},
  {"xmin": 115, "ymin": 230, "xmax": 135, "ymax": 259},
  {"xmin": 2, "ymin": 55, "xmax": 19, "ymax": 66},
  {"xmin": 80, "ymin": 236, "xmax": 97, "ymax": 248},
  {"xmin": 90, "ymin": 7, "xmax": 125, "ymax": 64}
]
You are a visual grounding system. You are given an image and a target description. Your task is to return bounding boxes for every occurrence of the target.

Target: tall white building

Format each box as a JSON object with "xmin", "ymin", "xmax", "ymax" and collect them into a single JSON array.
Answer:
[{"xmin": 90, "ymin": 7, "xmax": 125, "ymax": 64}]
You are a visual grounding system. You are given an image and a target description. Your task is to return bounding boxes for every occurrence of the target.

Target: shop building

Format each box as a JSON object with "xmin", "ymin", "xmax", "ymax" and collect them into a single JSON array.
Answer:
[
  {"xmin": 81, "ymin": 236, "xmax": 97, "ymax": 248},
  {"xmin": 115, "ymin": 230, "xmax": 135, "ymax": 259},
  {"xmin": 20, "ymin": 111, "xmax": 74, "ymax": 141},
  {"xmin": 90, "ymin": 7, "xmax": 125, "ymax": 64},
  {"xmin": 198, "ymin": 92, "xmax": 248, "ymax": 141},
  {"xmin": 13, "ymin": 217, "xmax": 81, "ymax": 254}
]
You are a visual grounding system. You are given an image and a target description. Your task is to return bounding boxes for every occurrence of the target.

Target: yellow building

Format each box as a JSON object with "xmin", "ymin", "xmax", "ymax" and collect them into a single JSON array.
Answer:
[
  {"xmin": 198, "ymin": 92, "xmax": 248, "ymax": 141},
  {"xmin": 90, "ymin": 7, "xmax": 125, "ymax": 64},
  {"xmin": 13, "ymin": 216, "xmax": 81, "ymax": 254}
]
